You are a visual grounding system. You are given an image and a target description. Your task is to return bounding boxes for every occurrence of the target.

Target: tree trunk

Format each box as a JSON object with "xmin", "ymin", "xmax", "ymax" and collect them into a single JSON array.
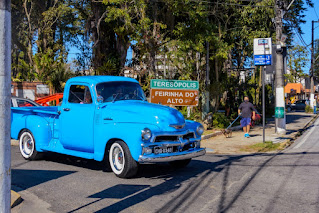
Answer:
[
  {"xmin": 116, "ymin": 34, "xmax": 130, "ymax": 71},
  {"xmin": 23, "ymin": 0, "xmax": 33, "ymax": 67}
]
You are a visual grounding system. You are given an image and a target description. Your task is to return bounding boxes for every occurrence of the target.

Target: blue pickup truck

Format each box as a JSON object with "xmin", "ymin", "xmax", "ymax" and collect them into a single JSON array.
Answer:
[{"xmin": 11, "ymin": 76, "xmax": 206, "ymax": 178}]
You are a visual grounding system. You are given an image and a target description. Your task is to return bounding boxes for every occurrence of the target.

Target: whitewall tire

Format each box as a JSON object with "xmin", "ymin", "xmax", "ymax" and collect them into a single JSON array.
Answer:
[
  {"xmin": 19, "ymin": 130, "xmax": 42, "ymax": 160},
  {"xmin": 108, "ymin": 141, "xmax": 138, "ymax": 178}
]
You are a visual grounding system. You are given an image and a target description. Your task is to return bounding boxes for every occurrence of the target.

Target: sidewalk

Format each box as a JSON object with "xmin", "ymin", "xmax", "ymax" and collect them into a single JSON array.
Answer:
[{"xmin": 202, "ymin": 112, "xmax": 317, "ymax": 154}]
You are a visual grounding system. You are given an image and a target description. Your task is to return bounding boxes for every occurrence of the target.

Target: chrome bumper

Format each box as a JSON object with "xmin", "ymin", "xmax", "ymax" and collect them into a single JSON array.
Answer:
[{"xmin": 138, "ymin": 148, "xmax": 206, "ymax": 163}]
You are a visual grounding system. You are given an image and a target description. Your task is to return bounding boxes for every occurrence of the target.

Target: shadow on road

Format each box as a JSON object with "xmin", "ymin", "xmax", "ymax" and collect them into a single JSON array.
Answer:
[
  {"xmin": 12, "ymin": 169, "xmax": 76, "ymax": 192},
  {"xmin": 12, "ymin": 148, "xmax": 319, "ymax": 212},
  {"xmin": 57, "ymin": 150, "xmax": 314, "ymax": 212}
]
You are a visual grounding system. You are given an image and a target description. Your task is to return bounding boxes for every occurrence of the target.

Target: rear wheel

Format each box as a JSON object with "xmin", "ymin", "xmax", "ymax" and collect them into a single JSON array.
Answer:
[
  {"xmin": 19, "ymin": 130, "xmax": 42, "ymax": 160},
  {"xmin": 169, "ymin": 159, "xmax": 191, "ymax": 169},
  {"xmin": 109, "ymin": 141, "xmax": 138, "ymax": 178}
]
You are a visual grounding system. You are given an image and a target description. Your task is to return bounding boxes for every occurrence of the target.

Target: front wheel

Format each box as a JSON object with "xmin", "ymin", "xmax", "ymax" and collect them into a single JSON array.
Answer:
[
  {"xmin": 19, "ymin": 130, "xmax": 42, "ymax": 160},
  {"xmin": 169, "ymin": 159, "xmax": 191, "ymax": 169},
  {"xmin": 109, "ymin": 141, "xmax": 138, "ymax": 178}
]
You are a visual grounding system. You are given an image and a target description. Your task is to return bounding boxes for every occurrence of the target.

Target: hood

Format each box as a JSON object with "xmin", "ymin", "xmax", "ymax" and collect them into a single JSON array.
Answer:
[{"xmin": 101, "ymin": 101, "xmax": 185, "ymax": 130}]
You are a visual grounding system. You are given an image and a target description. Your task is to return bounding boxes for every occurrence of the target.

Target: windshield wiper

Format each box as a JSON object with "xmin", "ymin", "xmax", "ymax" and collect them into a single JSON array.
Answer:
[
  {"xmin": 135, "ymin": 95, "xmax": 145, "ymax": 101},
  {"xmin": 112, "ymin": 93, "xmax": 124, "ymax": 103}
]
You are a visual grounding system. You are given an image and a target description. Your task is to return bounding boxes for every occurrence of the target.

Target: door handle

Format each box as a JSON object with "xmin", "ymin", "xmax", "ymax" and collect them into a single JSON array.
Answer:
[{"xmin": 63, "ymin": 108, "xmax": 71, "ymax": 111}]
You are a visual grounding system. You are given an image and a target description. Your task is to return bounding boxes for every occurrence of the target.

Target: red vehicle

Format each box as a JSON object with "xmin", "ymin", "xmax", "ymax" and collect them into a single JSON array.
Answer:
[{"xmin": 35, "ymin": 93, "xmax": 63, "ymax": 106}]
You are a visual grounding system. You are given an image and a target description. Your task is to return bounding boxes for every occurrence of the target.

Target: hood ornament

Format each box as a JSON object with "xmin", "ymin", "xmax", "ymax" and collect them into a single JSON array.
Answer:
[{"xmin": 169, "ymin": 123, "xmax": 185, "ymax": 129}]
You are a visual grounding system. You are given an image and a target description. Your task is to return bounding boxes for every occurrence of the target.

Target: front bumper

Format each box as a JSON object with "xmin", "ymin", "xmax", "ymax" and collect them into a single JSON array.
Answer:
[{"xmin": 138, "ymin": 148, "xmax": 206, "ymax": 163}]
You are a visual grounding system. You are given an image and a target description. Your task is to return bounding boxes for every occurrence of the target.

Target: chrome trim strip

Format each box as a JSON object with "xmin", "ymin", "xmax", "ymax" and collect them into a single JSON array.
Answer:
[
  {"xmin": 141, "ymin": 138, "xmax": 200, "ymax": 148},
  {"xmin": 150, "ymin": 130, "xmax": 198, "ymax": 142},
  {"xmin": 138, "ymin": 148, "xmax": 206, "ymax": 163},
  {"xmin": 169, "ymin": 123, "xmax": 185, "ymax": 129}
]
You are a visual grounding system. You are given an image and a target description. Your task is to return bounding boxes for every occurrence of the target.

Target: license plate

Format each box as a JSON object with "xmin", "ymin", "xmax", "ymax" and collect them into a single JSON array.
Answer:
[{"xmin": 154, "ymin": 146, "xmax": 173, "ymax": 154}]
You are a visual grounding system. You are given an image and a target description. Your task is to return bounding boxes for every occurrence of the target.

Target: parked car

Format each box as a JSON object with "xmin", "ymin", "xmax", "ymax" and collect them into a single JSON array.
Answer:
[
  {"xmin": 11, "ymin": 76, "xmax": 206, "ymax": 178},
  {"xmin": 11, "ymin": 97, "xmax": 40, "ymax": 107},
  {"xmin": 286, "ymin": 100, "xmax": 306, "ymax": 111}
]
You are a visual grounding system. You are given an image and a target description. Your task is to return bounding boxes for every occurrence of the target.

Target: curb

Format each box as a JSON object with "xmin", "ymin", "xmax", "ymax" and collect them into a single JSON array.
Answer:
[
  {"xmin": 203, "ymin": 114, "xmax": 319, "ymax": 154},
  {"xmin": 282, "ymin": 114, "xmax": 319, "ymax": 146},
  {"xmin": 11, "ymin": 139, "xmax": 19, "ymax": 146},
  {"xmin": 202, "ymin": 125, "xmax": 242, "ymax": 140},
  {"xmin": 11, "ymin": 190, "xmax": 23, "ymax": 208},
  {"xmin": 269, "ymin": 114, "xmax": 319, "ymax": 146}
]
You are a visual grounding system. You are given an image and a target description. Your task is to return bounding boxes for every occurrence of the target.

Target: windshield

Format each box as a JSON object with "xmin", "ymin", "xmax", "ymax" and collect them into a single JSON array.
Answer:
[{"xmin": 96, "ymin": 81, "xmax": 146, "ymax": 103}]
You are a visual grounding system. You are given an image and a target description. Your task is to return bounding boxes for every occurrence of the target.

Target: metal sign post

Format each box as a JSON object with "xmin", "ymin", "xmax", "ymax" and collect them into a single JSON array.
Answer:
[
  {"xmin": 262, "ymin": 66, "xmax": 266, "ymax": 143},
  {"xmin": 254, "ymin": 38, "xmax": 272, "ymax": 143}
]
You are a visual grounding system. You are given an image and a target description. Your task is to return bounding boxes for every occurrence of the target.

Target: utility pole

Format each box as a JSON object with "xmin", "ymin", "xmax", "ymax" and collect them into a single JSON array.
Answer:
[
  {"xmin": 203, "ymin": 41, "xmax": 210, "ymax": 119},
  {"xmin": 275, "ymin": 0, "xmax": 286, "ymax": 133},
  {"xmin": 311, "ymin": 20, "xmax": 319, "ymax": 108},
  {"xmin": 0, "ymin": 0, "xmax": 11, "ymax": 212}
]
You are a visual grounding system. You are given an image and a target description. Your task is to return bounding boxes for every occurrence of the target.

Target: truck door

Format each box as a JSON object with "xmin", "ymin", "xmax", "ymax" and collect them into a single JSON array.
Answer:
[{"xmin": 59, "ymin": 84, "xmax": 95, "ymax": 153}]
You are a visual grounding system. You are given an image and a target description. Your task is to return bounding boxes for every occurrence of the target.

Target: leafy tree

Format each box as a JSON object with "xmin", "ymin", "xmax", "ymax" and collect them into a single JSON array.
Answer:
[{"xmin": 285, "ymin": 45, "xmax": 308, "ymax": 83}]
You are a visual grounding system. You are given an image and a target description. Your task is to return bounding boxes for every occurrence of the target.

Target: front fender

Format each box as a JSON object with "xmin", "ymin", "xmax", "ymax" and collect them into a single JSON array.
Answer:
[{"xmin": 94, "ymin": 123, "xmax": 160, "ymax": 161}]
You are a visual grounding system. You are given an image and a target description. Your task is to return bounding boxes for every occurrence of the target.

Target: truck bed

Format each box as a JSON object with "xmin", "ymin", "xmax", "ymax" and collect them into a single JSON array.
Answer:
[{"xmin": 11, "ymin": 106, "xmax": 59, "ymax": 115}]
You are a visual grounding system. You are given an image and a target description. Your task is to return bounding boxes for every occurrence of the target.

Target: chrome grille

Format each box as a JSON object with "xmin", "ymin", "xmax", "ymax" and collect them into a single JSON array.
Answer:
[
  {"xmin": 182, "ymin": 132, "xmax": 195, "ymax": 140},
  {"xmin": 154, "ymin": 132, "xmax": 195, "ymax": 142},
  {"xmin": 154, "ymin": 136, "xmax": 179, "ymax": 142}
]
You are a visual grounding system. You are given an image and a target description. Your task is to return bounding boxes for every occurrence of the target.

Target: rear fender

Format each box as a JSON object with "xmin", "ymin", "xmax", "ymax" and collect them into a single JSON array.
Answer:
[{"xmin": 24, "ymin": 115, "xmax": 52, "ymax": 151}]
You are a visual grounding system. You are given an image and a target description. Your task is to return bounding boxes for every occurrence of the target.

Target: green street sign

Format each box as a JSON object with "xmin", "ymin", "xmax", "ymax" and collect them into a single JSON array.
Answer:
[
  {"xmin": 151, "ymin": 79, "xmax": 199, "ymax": 90},
  {"xmin": 275, "ymin": 107, "xmax": 285, "ymax": 118}
]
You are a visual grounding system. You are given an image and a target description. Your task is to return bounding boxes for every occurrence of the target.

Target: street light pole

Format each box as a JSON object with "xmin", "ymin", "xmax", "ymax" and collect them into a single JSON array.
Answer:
[
  {"xmin": 310, "ymin": 21, "xmax": 315, "ymax": 108},
  {"xmin": 0, "ymin": 0, "xmax": 11, "ymax": 212},
  {"xmin": 311, "ymin": 20, "xmax": 319, "ymax": 108},
  {"xmin": 275, "ymin": 0, "xmax": 286, "ymax": 133}
]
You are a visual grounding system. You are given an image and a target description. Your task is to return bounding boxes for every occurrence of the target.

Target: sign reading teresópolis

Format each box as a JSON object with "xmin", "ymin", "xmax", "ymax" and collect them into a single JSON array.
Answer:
[
  {"xmin": 150, "ymin": 89, "xmax": 198, "ymax": 106},
  {"xmin": 151, "ymin": 79, "xmax": 199, "ymax": 90}
]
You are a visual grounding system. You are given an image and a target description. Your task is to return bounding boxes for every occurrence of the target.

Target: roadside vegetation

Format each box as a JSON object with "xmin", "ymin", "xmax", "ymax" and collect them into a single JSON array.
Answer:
[
  {"xmin": 11, "ymin": 0, "xmax": 317, "ymax": 126},
  {"xmin": 240, "ymin": 141, "xmax": 288, "ymax": 153}
]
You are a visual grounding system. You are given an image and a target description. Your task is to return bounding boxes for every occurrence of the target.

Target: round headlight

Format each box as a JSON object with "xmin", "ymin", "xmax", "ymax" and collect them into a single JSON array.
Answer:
[
  {"xmin": 141, "ymin": 128, "xmax": 152, "ymax": 141},
  {"xmin": 196, "ymin": 125, "xmax": 204, "ymax": 135}
]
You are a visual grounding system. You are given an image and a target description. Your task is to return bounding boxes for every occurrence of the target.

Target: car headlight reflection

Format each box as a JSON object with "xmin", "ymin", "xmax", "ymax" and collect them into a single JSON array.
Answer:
[
  {"xmin": 196, "ymin": 125, "xmax": 204, "ymax": 135},
  {"xmin": 141, "ymin": 128, "xmax": 152, "ymax": 141}
]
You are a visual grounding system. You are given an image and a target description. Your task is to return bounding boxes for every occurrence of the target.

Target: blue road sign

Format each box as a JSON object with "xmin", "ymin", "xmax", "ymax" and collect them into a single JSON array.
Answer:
[{"xmin": 254, "ymin": 55, "xmax": 272, "ymax": 66}]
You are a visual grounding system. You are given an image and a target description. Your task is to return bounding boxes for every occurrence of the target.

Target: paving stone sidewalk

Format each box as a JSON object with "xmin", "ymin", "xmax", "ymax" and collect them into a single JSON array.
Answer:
[{"xmin": 202, "ymin": 112, "xmax": 317, "ymax": 154}]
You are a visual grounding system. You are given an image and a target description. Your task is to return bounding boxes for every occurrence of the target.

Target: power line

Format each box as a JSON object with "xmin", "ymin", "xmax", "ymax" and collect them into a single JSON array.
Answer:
[
  {"xmin": 314, "ymin": 7, "xmax": 319, "ymax": 20},
  {"xmin": 293, "ymin": 28, "xmax": 311, "ymax": 51},
  {"xmin": 287, "ymin": 21, "xmax": 311, "ymax": 51}
]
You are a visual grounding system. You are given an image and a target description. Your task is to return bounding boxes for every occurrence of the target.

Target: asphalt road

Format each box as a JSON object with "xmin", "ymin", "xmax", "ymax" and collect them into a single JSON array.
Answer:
[{"xmin": 11, "ymin": 117, "xmax": 319, "ymax": 213}]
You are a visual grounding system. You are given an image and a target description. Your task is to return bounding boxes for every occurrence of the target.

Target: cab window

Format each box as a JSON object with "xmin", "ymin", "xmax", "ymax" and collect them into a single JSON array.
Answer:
[{"xmin": 68, "ymin": 85, "xmax": 92, "ymax": 104}]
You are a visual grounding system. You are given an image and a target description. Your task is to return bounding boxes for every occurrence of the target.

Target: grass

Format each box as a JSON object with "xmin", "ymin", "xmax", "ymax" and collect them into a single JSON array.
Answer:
[
  {"xmin": 203, "ymin": 129, "xmax": 219, "ymax": 135},
  {"xmin": 240, "ymin": 141, "xmax": 288, "ymax": 153}
]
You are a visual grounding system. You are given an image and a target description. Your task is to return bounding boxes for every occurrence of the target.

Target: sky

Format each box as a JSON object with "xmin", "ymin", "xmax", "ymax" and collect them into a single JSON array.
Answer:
[{"xmin": 292, "ymin": 1, "xmax": 319, "ymax": 73}]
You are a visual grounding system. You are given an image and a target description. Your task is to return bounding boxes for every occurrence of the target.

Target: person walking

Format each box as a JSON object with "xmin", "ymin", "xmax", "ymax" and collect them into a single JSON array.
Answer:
[{"xmin": 238, "ymin": 96, "xmax": 256, "ymax": 138}]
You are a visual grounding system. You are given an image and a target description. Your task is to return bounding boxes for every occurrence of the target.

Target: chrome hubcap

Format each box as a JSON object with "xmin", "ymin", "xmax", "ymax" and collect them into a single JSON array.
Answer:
[
  {"xmin": 22, "ymin": 134, "xmax": 33, "ymax": 156},
  {"xmin": 112, "ymin": 146, "xmax": 124, "ymax": 171}
]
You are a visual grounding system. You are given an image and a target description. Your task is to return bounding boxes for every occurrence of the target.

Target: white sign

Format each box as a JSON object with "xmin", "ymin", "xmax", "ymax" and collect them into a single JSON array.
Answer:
[
  {"xmin": 253, "ymin": 38, "xmax": 272, "ymax": 55},
  {"xmin": 36, "ymin": 84, "xmax": 50, "ymax": 94},
  {"xmin": 16, "ymin": 89, "xmax": 35, "ymax": 100}
]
